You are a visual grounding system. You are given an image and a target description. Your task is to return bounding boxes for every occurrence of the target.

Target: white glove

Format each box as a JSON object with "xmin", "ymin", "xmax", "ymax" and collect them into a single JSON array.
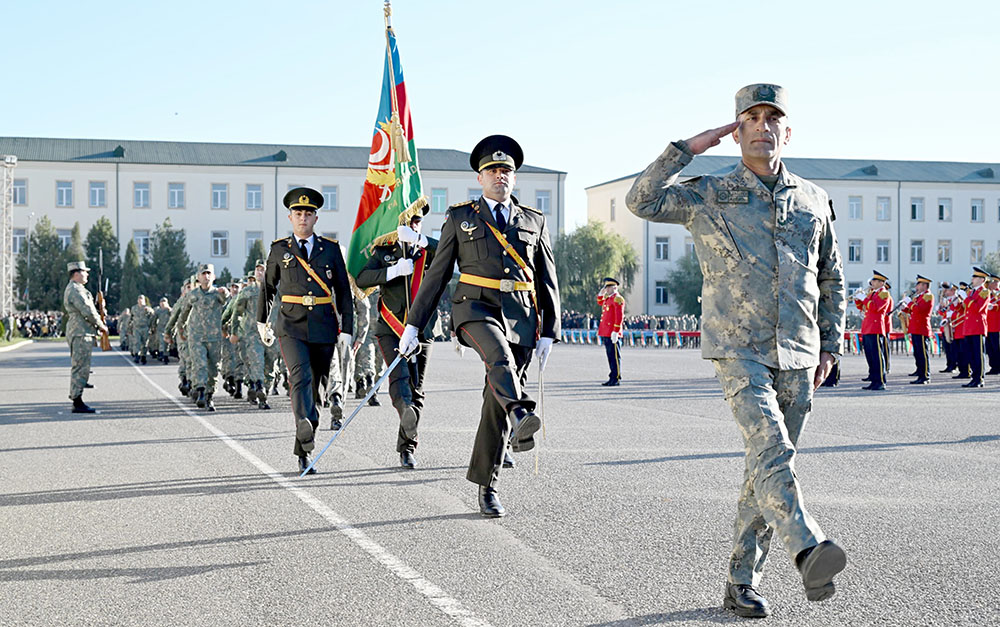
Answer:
[
  {"xmin": 256, "ymin": 321, "xmax": 275, "ymax": 347},
  {"xmin": 399, "ymin": 324, "xmax": 419, "ymax": 355},
  {"xmin": 386, "ymin": 258, "xmax": 414, "ymax": 281},
  {"xmin": 535, "ymin": 336, "xmax": 554, "ymax": 371},
  {"xmin": 452, "ymin": 335, "xmax": 466, "ymax": 356},
  {"xmin": 957, "ymin": 290, "xmax": 967, "ymax": 300},
  {"xmin": 900, "ymin": 296, "xmax": 911, "ymax": 307},
  {"xmin": 396, "ymin": 225, "xmax": 428, "ymax": 248},
  {"xmin": 337, "ymin": 332, "xmax": 352, "ymax": 354},
  {"xmin": 853, "ymin": 288, "xmax": 867, "ymax": 300},
  {"xmin": 610, "ymin": 331, "xmax": 620, "ymax": 343}
]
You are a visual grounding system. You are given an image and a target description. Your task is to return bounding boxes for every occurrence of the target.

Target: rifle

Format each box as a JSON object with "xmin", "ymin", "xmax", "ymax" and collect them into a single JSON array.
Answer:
[{"xmin": 96, "ymin": 249, "xmax": 112, "ymax": 351}]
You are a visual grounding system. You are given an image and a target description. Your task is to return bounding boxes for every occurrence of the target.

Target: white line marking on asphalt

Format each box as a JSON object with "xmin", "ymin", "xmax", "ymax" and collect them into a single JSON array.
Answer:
[{"xmin": 123, "ymin": 353, "xmax": 494, "ymax": 627}]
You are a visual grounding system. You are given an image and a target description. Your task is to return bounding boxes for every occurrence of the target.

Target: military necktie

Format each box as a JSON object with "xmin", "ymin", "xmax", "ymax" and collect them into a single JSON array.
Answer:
[
  {"xmin": 299, "ymin": 238, "xmax": 309, "ymax": 259},
  {"xmin": 494, "ymin": 204, "xmax": 507, "ymax": 231}
]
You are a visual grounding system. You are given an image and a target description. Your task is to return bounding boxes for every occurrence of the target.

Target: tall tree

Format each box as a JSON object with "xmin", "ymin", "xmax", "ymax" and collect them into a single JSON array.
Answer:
[
  {"xmin": 244, "ymin": 239, "xmax": 266, "ymax": 276},
  {"xmin": 85, "ymin": 216, "xmax": 122, "ymax": 307},
  {"xmin": 554, "ymin": 220, "xmax": 639, "ymax": 314},
  {"xmin": 216, "ymin": 267, "xmax": 234, "ymax": 286},
  {"xmin": 120, "ymin": 240, "xmax": 141, "ymax": 313},
  {"xmin": 65, "ymin": 222, "xmax": 86, "ymax": 264},
  {"xmin": 663, "ymin": 251, "xmax": 704, "ymax": 316},
  {"xmin": 14, "ymin": 215, "xmax": 65, "ymax": 311},
  {"xmin": 141, "ymin": 218, "xmax": 194, "ymax": 303}
]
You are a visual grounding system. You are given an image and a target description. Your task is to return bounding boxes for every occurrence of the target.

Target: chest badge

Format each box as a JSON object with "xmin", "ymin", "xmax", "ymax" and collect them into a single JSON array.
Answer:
[
  {"xmin": 326, "ymin": 269, "xmax": 333, "ymax": 279},
  {"xmin": 281, "ymin": 252, "xmax": 293, "ymax": 268},
  {"xmin": 717, "ymin": 189, "xmax": 750, "ymax": 204},
  {"xmin": 384, "ymin": 254, "xmax": 394, "ymax": 262},
  {"xmin": 460, "ymin": 221, "xmax": 478, "ymax": 235}
]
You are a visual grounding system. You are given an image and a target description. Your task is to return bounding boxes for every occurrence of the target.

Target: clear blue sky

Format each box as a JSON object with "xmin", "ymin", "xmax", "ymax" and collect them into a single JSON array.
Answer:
[{"xmin": 6, "ymin": 0, "xmax": 998, "ymax": 229}]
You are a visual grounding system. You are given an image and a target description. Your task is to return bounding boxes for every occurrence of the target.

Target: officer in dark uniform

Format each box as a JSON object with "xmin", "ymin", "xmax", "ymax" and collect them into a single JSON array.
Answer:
[
  {"xmin": 399, "ymin": 135, "xmax": 561, "ymax": 518},
  {"xmin": 258, "ymin": 187, "xmax": 354, "ymax": 474},
  {"xmin": 356, "ymin": 198, "xmax": 439, "ymax": 469}
]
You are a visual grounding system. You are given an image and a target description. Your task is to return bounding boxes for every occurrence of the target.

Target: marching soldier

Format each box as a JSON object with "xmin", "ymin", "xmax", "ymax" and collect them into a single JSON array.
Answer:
[
  {"xmin": 855, "ymin": 271, "xmax": 891, "ymax": 391},
  {"xmin": 399, "ymin": 135, "xmax": 560, "ymax": 517},
  {"xmin": 985, "ymin": 274, "xmax": 1000, "ymax": 375},
  {"xmin": 596, "ymin": 277, "xmax": 624, "ymax": 386},
  {"xmin": 626, "ymin": 84, "xmax": 847, "ymax": 617},
  {"xmin": 353, "ymin": 290, "xmax": 381, "ymax": 406},
  {"xmin": 169, "ymin": 265, "xmax": 228, "ymax": 410},
  {"xmin": 220, "ymin": 281, "xmax": 244, "ymax": 399},
  {"xmin": 960, "ymin": 267, "xmax": 991, "ymax": 388},
  {"xmin": 164, "ymin": 277, "xmax": 195, "ymax": 395},
  {"xmin": 899, "ymin": 275, "xmax": 934, "ymax": 384},
  {"xmin": 357, "ymin": 198, "xmax": 438, "ymax": 469},
  {"xmin": 153, "ymin": 297, "xmax": 172, "ymax": 363},
  {"xmin": 130, "ymin": 295, "xmax": 155, "ymax": 364},
  {"xmin": 231, "ymin": 263, "xmax": 270, "ymax": 409},
  {"xmin": 325, "ymin": 273, "xmax": 372, "ymax": 428},
  {"xmin": 63, "ymin": 261, "xmax": 108, "ymax": 413},
  {"xmin": 258, "ymin": 187, "xmax": 353, "ymax": 475},
  {"xmin": 118, "ymin": 307, "xmax": 131, "ymax": 352}
]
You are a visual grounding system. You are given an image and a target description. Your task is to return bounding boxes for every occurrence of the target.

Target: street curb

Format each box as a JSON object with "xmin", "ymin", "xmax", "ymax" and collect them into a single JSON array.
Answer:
[{"xmin": 0, "ymin": 339, "xmax": 33, "ymax": 353}]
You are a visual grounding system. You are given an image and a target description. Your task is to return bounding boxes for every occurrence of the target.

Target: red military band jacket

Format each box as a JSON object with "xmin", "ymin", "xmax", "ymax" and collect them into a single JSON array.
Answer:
[
  {"xmin": 597, "ymin": 292, "xmax": 624, "ymax": 337},
  {"xmin": 988, "ymin": 290, "xmax": 1000, "ymax": 333},
  {"xmin": 962, "ymin": 287, "xmax": 991, "ymax": 336},
  {"xmin": 856, "ymin": 288, "xmax": 891, "ymax": 335},
  {"xmin": 950, "ymin": 296, "xmax": 967, "ymax": 339},
  {"xmin": 901, "ymin": 291, "xmax": 934, "ymax": 336}
]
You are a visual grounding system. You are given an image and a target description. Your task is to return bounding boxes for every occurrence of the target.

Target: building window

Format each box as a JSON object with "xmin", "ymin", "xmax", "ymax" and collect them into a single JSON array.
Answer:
[
  {"xmin": 13, "ymin": 228, "xmax": 25, "ymax": 254},
  {"xmin": 211, "ymin": 183, "xmax": 228, "ymax": 210},
  {"xmin": 57, "ymin": 229, "xmax": 72, "ymax": 249},
  {"xmin": 937, "ymin": 239, "xmax": 951, "ymax": 264},
  {"xmin": 246, "ymin": 231, "xmax": 263, "ymax": 254},
  {"xmin": 847, "ymin": 281, "xmax": 862, "ymax": 293},
  {"xmin": 12, "ymin": 179, "xmax": 26, "ymax": 205},
  {"xmin": 848, "ymin": 196, "xmax": 862, "ymax": 220},
  {"xmin": 89, "ymin": 181, "xmax": 106, "ymax": 208},
  {"xmin": 211, "ymin": 231, "xmax": 229, "ymax": 257},
  {"xmin": 431, "ymin": 188, "xmax": 448, "ymax": 214},
  {"xmin": 971, "ymin": 198, "xmax": 984, "ymax": 223},
  {"xmin": 168, "ymin": 183, "xmax": 185, "ymax": 209},
  {"xmin": 134, "ymin": 182, "xmax": 150, "ymax": 208},
  {"xmin": 876, "ymin": 196, "xmax": 891, "ymax": 221},
  {"xmin": 56, "ymin": 181, "xmax": 73, "ymax": 207},
  {"xmin": 610, "ymin": 198, "xmax": 616, "ymax": 222},
  {"xmin": 655, "ymin": 282, "xmax": 669, "ymax": 305},
  {"xmin": 246, "ymin": 184, "xmax": 262, "ymax": 210},
  {"xmin": 876, "ymin": 239, "xmax": 890, "ymax": 263},
  {"xmin": 536, "ymin": 190, "xmax": 551, "ymax": 214},
  {"xmin": 467, "ymin": 188, "xmax": 480, "ymax": 202},
  {"xmin": 971, "ymin": 240, "xmax": 984, "ymax": 263},
  {"xmin": 847, "ymin": 239, "xmax": 862, "ymax": 263},
  {"xmin": 910, "ymin": 197, "xmax": 924, "ymax": 221},
  {"xmin": 937, "ymin": 198, "xmax": 951, "ymax": 222},
  {"xmin": 655, "ymin": 237, "xmax": 670, "ymax": 260},
  {"xmin": 685, "ymin": 237, "xmax": 695, "ymax": 256},
  {"xmin": 910, "ymin": 240, "xmax": 924, "ymax": 264},
  {"xmin": 133, "ymin": 229, "xmax": 150, "ymax": 257},
  {"xmin": 322, "ymin": 185, "xmax": 338, "ymax": 211}
]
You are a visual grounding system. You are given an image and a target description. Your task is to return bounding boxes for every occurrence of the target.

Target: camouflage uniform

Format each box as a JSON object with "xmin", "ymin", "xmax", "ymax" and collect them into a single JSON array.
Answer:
[
  {"xmin": 354, "ymin": 291, "xmax": 380, "ymax": 389},
  {"xmin": 152, "ymin": 304, "xmax": 172, "ymax": 356},
  {"xmin": 118, "ymin": 309, "xmax": 131, "ymax": 350},
  {"xmin": 131, "ymin": 303, "xmax": 155, "ymax": 358},
  {"xmin": 232, "ymin": 282, "xmax": 267, "ymax": 384},
  {"xmin": 626, "ymin": 139, "xmax": 846, "ymax": 586},
  {"xmin": 220, "ymin": 291, "xmax": 244, "ymax": 385},
  {"xmin": 171, "ymin": 286, "xmax": 226, "ymax": 391},
  {"xmin": 164, "ymin": 287, "xmax": 194, "ymax": 383},
  {"xmin": 63, "ymin": 280, "xmax": 103, "ymax": 400},
  {"xmin": 326, "ymin": 290, "xmax": 373, "ymax": 401}
]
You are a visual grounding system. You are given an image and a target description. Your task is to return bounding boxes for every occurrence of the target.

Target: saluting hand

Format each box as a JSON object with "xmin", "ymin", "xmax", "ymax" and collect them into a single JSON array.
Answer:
[{"xmin": 684, "ymin": 121, "xmax": 741, "ymax": 155}]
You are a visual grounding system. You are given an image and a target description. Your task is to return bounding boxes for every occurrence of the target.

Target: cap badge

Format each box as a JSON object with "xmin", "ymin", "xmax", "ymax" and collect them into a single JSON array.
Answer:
[
  {"xmin": 753, "ymin": 85, "xmax": 776, "ymax": 102},
  {"xmin": 299, "ymin": 194, "xmax": 310, "ymax": 205},
  {"xmin": 492, "ymin": 151, "xmax": 507, "ymax": 162}
]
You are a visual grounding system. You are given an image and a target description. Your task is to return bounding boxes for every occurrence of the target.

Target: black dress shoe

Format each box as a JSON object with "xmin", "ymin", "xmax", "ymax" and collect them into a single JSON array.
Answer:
[
  {"xmin": 907, "ymin": 371, "xmax": 919, "ymax": 377},
  {"xmin": 953, "ymin": 374, "xmax": 970, "ymax": 379},
  {"xmin": 861, "ymin": 377, "xmax": 871, "ymax": 382},
  {"xmin": 511, "ymin": 435, "xmax": 535, "ymax": 453},
  {"xmin": 962, "ymin": 380, "xmax": 984, "ymax": 388},
  {"xmin": 329, "ymin": 395, "xmax": 343, "ymax": 429},
  {"xmin": 298, "ymin": 455, "xmax": 316, "ymax": 475},
  {"xmin": 509, "ymin": 405, "xmax": 541, "ymax": 444},
  {"xmin": 84, "ymin": 383, "xmax": 94, "ymax": 388},
  {"xmin": 400, "ymin": 405, "xmax": 418, "ymax": 440},
  {"xmin": 478, "ymin": 486, "xmax": 505, "ymax": 518},
  {"xmin": 910, "ymin": 378, "xmax": 929, "ymax": 384},
  {"xmin": 296, "ymin": 418, "xmax": 316, "ymax": 452},
  {"xmin": 502, "ymin": 449, "xmax": 516, "ymax": 468},
  {"xmin": 723, "ymin": 583, "xmax": 770, "ymax": 618},
  {"xmin": 195, "ymin": 388, "xmax": 206, "ymax": 408},
  {"xmin": 940, "ymin": 367, "xmax": 955, "ymax": 373},
  {"xmin": 797, "ymin": 540, "xmax": 847, "ymax": 602},
  {"xmin": 601, "ymin": 379, "xmax": 620, "ymax": 386},
  {"xmin": 71, "ymin": 396, "xmax": 96, "ymax": 414},
  {"xmin": 861, "ymin": 383, "xmax": 887, "ymax": 391},
  {"xmin": 399, "ymin": 450, "xmax": 416, "ymax": 469}
]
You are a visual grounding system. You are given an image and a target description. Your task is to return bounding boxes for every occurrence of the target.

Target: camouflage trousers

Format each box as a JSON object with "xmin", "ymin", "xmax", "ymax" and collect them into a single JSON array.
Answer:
[
  {"xmin": 222, "ymin": 339, "xmax": 242, "ymax": 380},
  {"xmin": 176, "ymin": 336, "xmax": 189, "ymax": 378},
  {"xmin": 157, "ymin": 333, "xmax": 169, "ymax": 356},
  {"xmin": 133, "ymin": 328, "xmax": 150, "ymax": 357},
  {"xmin": 712, "ymin": 358, "xmax": 825, "ymax": 587},
  {"xmin": 239, "ymin": 334, "xmax": 266, "ymax": 383},
  {"xmin": 264, "ymin": 341, "xmax": 282, "ymax": 387},
  {"xmin": 68, "ymin": 336, "xmax": 94, "ymax": 400},
  {"xmin": 325, "ymin": 344, "xmax": 352, "ymax": 400},
  {"xmin": 355, "ymin": 331, "xmax": 377, "ymax": 384},
  {"xmin": 190, "ymin": 340, "xmax": 222, "ymax": 390}
]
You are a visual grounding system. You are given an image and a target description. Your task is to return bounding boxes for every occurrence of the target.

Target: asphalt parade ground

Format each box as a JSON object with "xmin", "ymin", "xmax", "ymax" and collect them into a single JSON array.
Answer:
[{"xmin": 2, "ymin": 341, "xmax": 998, "ymax": 627}]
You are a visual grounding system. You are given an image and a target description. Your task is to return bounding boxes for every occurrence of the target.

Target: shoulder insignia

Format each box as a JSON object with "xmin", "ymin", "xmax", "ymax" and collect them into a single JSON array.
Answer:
[
  {"xmin": 452, "ymin": 200, "xmax": 474, "ymax": 208},
  {"xmin": 879, "ymin": 291, "xmax": 889, "ymax": 299},
  {"xmin": 614, "ymin": 295, "xmax": 624, "ymax": 304},
  {"xmin": 981, "ymin": 288, "xmax": 990, "ymax": 298},
  {"xmin": 519, "ymin": 204, "xmax": 543, "ymax": 215},
  {"xmin": 923, "ymin": 293, "xmax": 933, "ymax": 301},
  {"xmin": 271, "ymin": 237, "xmax": 285, "ymax": 245}
]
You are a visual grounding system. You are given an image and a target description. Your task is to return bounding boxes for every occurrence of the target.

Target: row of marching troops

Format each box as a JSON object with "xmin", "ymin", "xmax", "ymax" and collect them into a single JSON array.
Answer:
[
  {"xmin": 117, "ymin": 296, "xmax": 173, "ymax": 364},
  {"xmin": 851, "ymin": 267, "xmax": 1000, "ymax": 390}
]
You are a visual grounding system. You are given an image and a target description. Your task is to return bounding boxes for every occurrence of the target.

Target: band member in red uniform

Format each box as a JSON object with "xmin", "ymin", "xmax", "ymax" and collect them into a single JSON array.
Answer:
[
  {"xmin": 961, "ymin": 268, "xmax": 991, "ymax": 388},
  {"xmin": 597, "ymin": 278, "xmax": 625, "ymax": 386},
  {"xmin": 985, "ymin": 274, "xmax": 1000, "ymax": 375},
  {"xmin": 899, "ymin": 275, "xmax": 934, "ymax": 384},
  {"xmin": 951, "ymin": 282, "xmax": 970, "ymax": 380},
  {"xmin": 854, "ymin": 270, "xmax": 891, "ymax": 390},
  {"xmin": 937, "ymin": 283, "xmax": 958, "ymax": 373}
]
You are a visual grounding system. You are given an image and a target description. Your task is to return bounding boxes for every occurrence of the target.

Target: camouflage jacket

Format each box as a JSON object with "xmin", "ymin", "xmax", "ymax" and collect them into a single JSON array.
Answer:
[
  {"xmin": 131, "ymin": 305, "xmax": 155, "ymax": 331},
  {"xmin": 626, "ymin": 141, "xmax": 846, "ymax": 369},
  {"xmin": 171, "ymin": 286, "xmax": 226, "ymax": 342},
  {"xmin": 231, "ymin": 284, "xmax": 261, "ymax": 337},
  {"xmin": 220, "ymin": 293, "xmax": 239, "ymax": 335},
  {"xmin": 63, "ymin": 281, "xmax": 102, "ymax": 339},
  {"xmin": 150, "ymin": 305, "xmax": 171, "ymax": 336}
]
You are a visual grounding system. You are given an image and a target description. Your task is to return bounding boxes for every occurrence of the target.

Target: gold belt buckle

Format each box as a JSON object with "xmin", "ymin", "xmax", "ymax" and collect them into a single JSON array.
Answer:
[
  {"xmin": 499, "ymin": 279, "xmax": 515, "ymax": 293},
  {"xmin": 301, "ymin": 294, "xmax": 316, "ymax": 306}
]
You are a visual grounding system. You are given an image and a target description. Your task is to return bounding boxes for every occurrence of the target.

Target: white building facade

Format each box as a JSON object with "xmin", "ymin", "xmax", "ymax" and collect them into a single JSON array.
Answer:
[
  {"xmin": 587, "ymin": 156, "xmax": 1000, "ymax": 315},
  {"xmin": 1, "ymin": 137, "xmax": 565, "ymax": 278}
]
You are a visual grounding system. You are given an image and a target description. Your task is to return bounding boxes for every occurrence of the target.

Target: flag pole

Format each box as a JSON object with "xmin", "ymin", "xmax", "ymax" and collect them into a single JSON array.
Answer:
[{"xmin": 383, "ymin": 1, "xmax": 410, "ymax": 164}]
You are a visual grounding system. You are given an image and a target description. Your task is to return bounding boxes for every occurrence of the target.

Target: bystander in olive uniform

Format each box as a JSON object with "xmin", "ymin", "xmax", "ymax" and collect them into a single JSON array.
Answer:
[{"xmin": 63, "ymin": 261, "xmax": 108, "ymax": 413}]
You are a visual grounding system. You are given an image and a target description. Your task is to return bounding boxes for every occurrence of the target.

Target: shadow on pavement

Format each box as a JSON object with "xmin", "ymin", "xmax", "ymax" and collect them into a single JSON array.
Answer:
[
  {"xmin": 0, "ymin": 561, "xmax": 264, "ymax": 584},
  {"xmin": 589, "ymin": 607, "xmax": 742, "ymax": 625}
]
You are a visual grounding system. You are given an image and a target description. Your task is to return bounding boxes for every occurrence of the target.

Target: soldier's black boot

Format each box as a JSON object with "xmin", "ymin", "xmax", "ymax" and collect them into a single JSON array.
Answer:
[
  {"xmin": 140, "ymin": 354, "xmax": 147, "ymax": 365},
  {"xmin": 179, "ymin": 377, "xmax": 190, "ymax": 396},
  {"xmin": 205, "ymin": 392, "xmax": 216, "ymax": 412},
  {"xmin": 195, "ymin": 387, "xmax": 206, "ymax": 408},
  {"xmin": 367, "ymin": 375, "xmax": 381, "ymax": 406},
  {"xmin": 508, "ymin": 405, "xmax": 541, "ymax": 452},
  {"xmin": 477, "ymin": 486, "xmax": 505, "ymax": 518},
  {"xmin": 71, "ymin": 396, "xmax": 96, "ymax": 414},
  {"xmin": 797, "ymin": 540, "xmax": 847, "ymax": 602},
  {"xmin": 162, "ymin": 354, "xmax": 169, "ymax": 364},
  {"xmin": 234, "ymin": 381, "xmax": 243, "ymax": 399},
  {"xmin": 399, "ymin": 449, "xmax": 416, "ymax": 469},
  {"xmin": 256, "ymin": 382, "xmax": 270, "ymax": 410},
  {"xmin": 723, "ymin": 583, "xmax": 770, "ymax": 618},
  {"xmin": 330, "ymin": 393, "xmax": 344, "ymax": 430},
  {"xmin": 355, "ymin": 378, "xmax": 366, "ymax": 399},
  {"xmin": 502, "ymin": 448, "xmax": 516, "ymax": 469}
]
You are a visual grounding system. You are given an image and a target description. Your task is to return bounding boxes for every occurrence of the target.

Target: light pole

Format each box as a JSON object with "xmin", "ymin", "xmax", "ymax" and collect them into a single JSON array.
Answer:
[{"xmin": 25, "ymin": 211, "xmax": 33, "ymax": 310}]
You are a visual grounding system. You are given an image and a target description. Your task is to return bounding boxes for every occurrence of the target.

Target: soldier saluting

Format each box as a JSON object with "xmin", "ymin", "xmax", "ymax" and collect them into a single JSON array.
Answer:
[
  {"xmin": 258, "ymin": 187, "xmax": 353, "ymax": 475},
  {"xmin": 626, "ymin": 84, "xmax": 847, "ymax": 618},
  {"xmin": 399, "ymin": 135, "xmax": 561, "ymax": 518}
]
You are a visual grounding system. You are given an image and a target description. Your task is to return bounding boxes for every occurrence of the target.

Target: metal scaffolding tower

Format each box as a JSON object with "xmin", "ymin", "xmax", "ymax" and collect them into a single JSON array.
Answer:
[{"xmin": 1, "ymin": 155, "xmax": 17, "ymax": 317}]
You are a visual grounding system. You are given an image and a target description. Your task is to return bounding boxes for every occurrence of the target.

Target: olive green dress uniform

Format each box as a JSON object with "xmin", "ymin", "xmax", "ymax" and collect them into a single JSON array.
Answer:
[
  {"xmin": 63, "ymin": 271, "xmax": 103, "ymax": 401},
  {"xmin": 626, "ymin": 124, "xmax": 846, "ymax": 586}
]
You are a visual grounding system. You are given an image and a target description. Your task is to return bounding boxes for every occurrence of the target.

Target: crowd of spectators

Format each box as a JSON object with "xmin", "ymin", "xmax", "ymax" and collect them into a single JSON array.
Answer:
[
  {"xmin": 561, "ymin": 310, "xmax": 702, "ymax": 332},
  {"xmin": 2, "ymin": 311, "xmax": 64, "ymax": 340}
]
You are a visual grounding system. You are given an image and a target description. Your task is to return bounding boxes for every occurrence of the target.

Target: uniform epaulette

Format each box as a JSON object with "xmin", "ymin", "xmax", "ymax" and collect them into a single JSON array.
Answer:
[
  {"xmin": 519, "ymin": 204, "xmax": 542, "ymax": 215},
  {"xmin": 451, "ymin": 200, "xmax": 474, "ymax": 209},
  {"xmin": 271, "ymin": 237, "xmax": 288, "ymax": 245},
  {"xmin": 923, "ymin": 293, "xmax": 933, "ymax": 301},
  {"xmin": 316, "ymin": 234, "xmax": 338, "ymax": 244},
  {"xmin": 980, "ymin": 288, "xmax": 990, "ymax": 298},
  {"xmin": 879, "ymin": 291, "xmax": 889, "ymax": 299},
  {"xmin": 614, "ymin": 295, "xmax": 624, "ymax": 304}
]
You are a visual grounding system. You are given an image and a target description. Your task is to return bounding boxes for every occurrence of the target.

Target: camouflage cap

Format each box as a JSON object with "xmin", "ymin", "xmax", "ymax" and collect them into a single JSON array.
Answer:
[
  {"xmin": 255, "ymin": 259, "xmax": 265, "ymax": 268},
  {"xmin": 247, "ymin": 271, "xmax": 258, "ymax": 279},
  {"xmin": 735, "ymin": 83, "xmax": 788, "ymax": 118},
  {"xmin": 198, "ymin": 263, "xmax": 215, "ymax": 274},
  {"xmin": 67, "ymin": 260, "xmax": 90, "ymax": 273}
]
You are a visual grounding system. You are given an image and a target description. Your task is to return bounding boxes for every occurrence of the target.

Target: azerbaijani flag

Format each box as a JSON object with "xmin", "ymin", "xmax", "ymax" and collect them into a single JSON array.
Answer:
[{"xmin": 346, "ymin": 24, "xmax": 423, "ymax": 278}]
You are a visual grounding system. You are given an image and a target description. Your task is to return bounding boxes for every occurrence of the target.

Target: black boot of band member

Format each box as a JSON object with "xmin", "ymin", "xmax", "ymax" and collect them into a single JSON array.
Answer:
[{"xmin": 478, "ymin": 486, "xmax": 505, "ymax": 518}]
